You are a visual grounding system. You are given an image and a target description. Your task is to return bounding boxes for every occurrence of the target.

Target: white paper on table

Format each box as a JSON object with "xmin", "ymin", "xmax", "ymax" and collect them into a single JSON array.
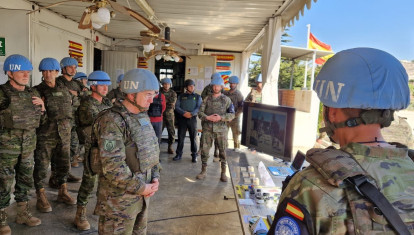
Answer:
[
  {"xmin": 258, "ymin": 161, "xmax": 276, "ymax": 187},
  {"xmin": 238, "ymin": 199, "xmax": 255, "ymax": 206}
]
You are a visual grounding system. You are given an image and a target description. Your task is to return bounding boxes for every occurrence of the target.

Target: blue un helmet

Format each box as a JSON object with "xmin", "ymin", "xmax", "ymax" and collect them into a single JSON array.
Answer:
[
  {"xmin": 315, "ymin": 47, "xmax": 410, "ymax": 136},
  {"xmin": 117, "ymin": 74, "xmax": 124, "ymax": 83},
  {"xmin": 73, "ymin": 72, "xmax": 87, "ymax": 80},
  {"xmin": 211, "ymin": 72, "xmax": 221, "ymax": 80},
  {"xmin": 88, "ymin": 71, "xmax": 111, "ymax": 86},
  {"xmin": 161, "ymin": 78, "xmax": 172, "ymax": 85},
  {"xmin": 255, "ymin": 74, "xmax": 262, "ymax": 83},
  {"xmin": 121, "ymin": 68, "xmax": 159, "ymax": 94},
  {"xmin": 211, "ymin": 76, "xmax": 224, "ymax": 86},
  {"xmin": 60, "ymin": 57, "xmax": 78, "ymax": 69},
  {"xmin": 39, "ymin": 58, "xmax": 60, "ymax": 72},
  {"xmin": 3, "ymin": 54, "xmax": 33, "ymax": 73},
  {"xmin": 228, "ymin": 76, "xmax": 239, "ymax": 84}
]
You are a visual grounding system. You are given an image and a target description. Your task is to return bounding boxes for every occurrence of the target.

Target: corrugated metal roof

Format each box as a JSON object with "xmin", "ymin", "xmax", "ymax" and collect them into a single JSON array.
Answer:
[{"xmin": 27, "ymin": 0, "xmax": 315, "ymax": 52}]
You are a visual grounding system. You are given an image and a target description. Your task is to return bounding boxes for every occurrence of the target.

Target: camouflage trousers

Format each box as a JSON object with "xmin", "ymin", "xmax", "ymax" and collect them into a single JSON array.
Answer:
[
  {"xmin": 70, "ymin": 123, "xmax": 80, "ymax": 163},
  {"xmin": 199, "ymin": 135, "xmax": 219, "ymax": 157},
  {"xmin": 200, "ymin": 130, "xmax": 228, "ymax": 165},
  {"xmin": 0, "ymin": 151, "xmax": 34, "ymax": 208},
  {"xmin": 98, "ymin": 198, "xmax": 149, "ymax": 235},
  {"xmin": 34, "ymin": 120, "xmax": 71, "ymax": 189},
  {"xmin": 162, "ymin": 111, "xmax": 175, "ymax": 145},
  {"xmin": 77, "ymin": 143, "xmax": 97, "ymax": 206},
  {"xmin": 227, "ymin": 116, "xmax": 241, "ymax": 148}
]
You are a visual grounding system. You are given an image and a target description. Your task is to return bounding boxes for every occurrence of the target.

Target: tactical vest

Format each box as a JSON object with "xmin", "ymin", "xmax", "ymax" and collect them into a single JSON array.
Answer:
[
  {"xmin": 180, "ymin": 93, "xmax": 199, "ymax": 112},
  {"xmin": 306, "ymin": 148, "xmax": 414, "ymax": 234},
  {"xmin": 57, "ymin": 76, "xmax": 81, "ymax": 109},
  {"xmin": 204, "ymin": 95, "xmax": 228, "ymax": 117},
  {"xmin": 148, "ymin": 95, "xmax": 162, "ymax": 117},
  {"xmin": 42, "ymin": 84, "xmax": 73, "ymax": 121},
  {"xmin": 89, "ymin": 106, "xmax": 159, "ymax": 175},
  {"xmin": 0, "ymin": 84, "xmax": 42, "ymax": 130}
]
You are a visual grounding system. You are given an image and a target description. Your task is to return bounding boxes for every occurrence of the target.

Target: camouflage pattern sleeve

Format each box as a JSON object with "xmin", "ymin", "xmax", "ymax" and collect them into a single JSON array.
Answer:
[
  {"xmin": 201, "ymin": 86, "xmax": 210, "ymax": 100},
  {"xmin": 220, "ymin": 98, "xmax": 235, "ymax": 122},
  {"xmin": 106, "ymin": 89, "xmax": 115, "ymax": 100},
  {"xmin": 32, "ymin": 88, "xmax": 48, "ymax": 123},
  {"xmin": 171, "ymin": 91, "xmax": 177, "ymax": 106},
  {"xmin": 0, "ymin": 87, "xmax": 8, "ymax": 110},
  {"xmin": 78, "ymin": 98, "xmax": 94, "ymax": 127},
  {"xmin": 198, "ymin": 98, "xmax": 207, "ymax": 121},
  {"xmin": 97, "ymin": 113, "xmax": 146, "ymax": 195},
  {"xmin": 236, "ymin": 91, "xmax": 244, "ymax": 117},
  {"xmin": 245, "ymin": 89, "xmax": 253, "ymax": 102}
]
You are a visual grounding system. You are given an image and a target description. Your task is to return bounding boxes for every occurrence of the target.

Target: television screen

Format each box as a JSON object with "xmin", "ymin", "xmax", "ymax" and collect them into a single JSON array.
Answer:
[{"xmin": 241, "ymin": 102, "xmax": 295, "ymax": 161}]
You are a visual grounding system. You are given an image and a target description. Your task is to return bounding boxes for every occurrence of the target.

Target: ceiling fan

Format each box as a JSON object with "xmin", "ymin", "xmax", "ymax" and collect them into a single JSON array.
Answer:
[
  {"xmin": 27, "ymin": 0, "xmax": 160, "ymax": 33},
  {"xmin": 143, "ymin": 27, "xmax": 187, "ymax": 62}
]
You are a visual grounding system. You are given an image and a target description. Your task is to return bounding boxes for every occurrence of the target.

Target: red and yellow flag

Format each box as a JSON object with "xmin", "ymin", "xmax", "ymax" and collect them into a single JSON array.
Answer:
[{"xmin": 308, "ymin": 32, "xmax": 333, "ymax": 65}]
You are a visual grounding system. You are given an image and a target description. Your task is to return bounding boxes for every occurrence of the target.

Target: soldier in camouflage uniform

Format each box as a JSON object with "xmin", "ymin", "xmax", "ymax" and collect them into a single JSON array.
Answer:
[
  {"xmin": 55, "ymin": 57, "xmax": 87, "ymax": 182},
  {"xmin": 160, "ymin": 78, "xmax": 177, "ymax": 154},
  {"xmin": 33, "ymin": 58, "xmax": 76, "ymax": 214},
  {"xmin": 245, "ymin": 73, "xmax": 262, "ymax": 103},
  {"xmin": 107, "ymin": 74, "xmax": 125, "ymax": 103},
  {"xmin": 73, "ymin": 71, "xmax": 112, "ymax": 231},
  {"xmin": 73, "ymin": 72, "xmax": 89, "ymax": 89},
  {"xmin": 197, "ymin": 76, "xmax": 235, "ymax": 182},
  {"xmin": 0, "ymin": 55, "xmax": 45, "ymax": 235},
  {"xmin": 223, "ymin": 76, "xmax": 244, "ymax": 149},
  {"xmin": 93, "ymin": 69, "xmax": 160, "ymax": 235},
  {"xmin": 201, "ymin": 72, "xmax": 222, "ymax": 161},
  {"xmin": 270, "ymin": 48, "xmax": 414, "ymax": 234}
]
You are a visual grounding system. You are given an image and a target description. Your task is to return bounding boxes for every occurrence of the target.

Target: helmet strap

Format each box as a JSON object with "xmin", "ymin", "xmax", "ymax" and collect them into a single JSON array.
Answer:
[
  {"xmin": 319, "ymin": 106, "xmax": 394, "ymax": 141},
  {"xmin": 125, "ymin": 93, "xmax": 149, "ymax": 112},
  {"xmin": 8, "ymin": 74, "xmax": 26, "ymax": 87}
]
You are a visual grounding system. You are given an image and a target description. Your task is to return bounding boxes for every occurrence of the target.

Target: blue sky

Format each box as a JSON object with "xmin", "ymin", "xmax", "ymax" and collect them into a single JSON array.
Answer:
[{"xmin": 284, "ymin": 0, "xmax": 414, "ymax": 61}]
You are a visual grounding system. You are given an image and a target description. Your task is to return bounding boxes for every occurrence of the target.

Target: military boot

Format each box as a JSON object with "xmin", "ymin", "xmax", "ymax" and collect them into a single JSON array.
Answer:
[
  {"xmin": 191, "ymin": 154, "xmax": 197, "ymax": 163},
  {"xmin": 74, "ymin": 205, "xmax": 90, "ymax": 231},
  {"xmin": 173, "ymin": 155, "xmax": 182, "ymax": 161},
  {"xmin": 57, "ymin": 184, "xmax": 76, "ymax": 205},
  {"xmin": 15, "ymin": 202, "xmax": 41, "ymax": 227},
  {"xmin": 49, "ymin": 172, "xmax": 59, "ymax": 189},
  {"xmin": 220, "ymin": 163, "xmax": 228, "ymax": 182},
  {"xmin": 168, "ymin": 144, "xmax": 174, "ymax": 154},
  {"xmin": 196, "ymin": 164, "xmax": 207, "ymax": 180},
  {"xmin": 67, "ymin": 173, "xmax": 81, "ymax": 183},
  {"xmin": 0, "ymin": 209, "xmax": 11, "ymax": 235},
  {"xmin": 36, "ymin": 188, "xmax": 52, "ymax": 213}
]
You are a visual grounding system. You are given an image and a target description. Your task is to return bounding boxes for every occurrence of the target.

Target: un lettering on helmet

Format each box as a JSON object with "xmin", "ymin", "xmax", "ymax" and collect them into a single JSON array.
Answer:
[
  {"xmin": 123, "ymin": 81, "xmax": 140, "ymax": 90},
  {"xmin": 9, "ymin": 64, "xmax": 21, "ymax": 71},
  {"xmin": 314, "ymin": 80, "xmax": 345, "ymax": 103}
]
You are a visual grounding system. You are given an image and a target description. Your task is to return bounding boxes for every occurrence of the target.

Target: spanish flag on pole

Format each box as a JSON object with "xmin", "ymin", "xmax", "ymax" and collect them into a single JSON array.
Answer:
[{"xmin": 308, "ymin": 32, "xmax": 334, "ymax": 65}]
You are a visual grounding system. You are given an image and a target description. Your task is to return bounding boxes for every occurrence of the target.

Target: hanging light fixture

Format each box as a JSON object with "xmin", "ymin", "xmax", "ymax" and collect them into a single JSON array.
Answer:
[
  {"xmin": 143, "ymin": 41, "xmax": 155, "ymax": 53},
  {"xmin": 91, "ymin": 7, "xmax": 111, "ymax": 29},
  {"xmin": 164, "ymin": 55, "xmax": 172, "ymax": 61}
]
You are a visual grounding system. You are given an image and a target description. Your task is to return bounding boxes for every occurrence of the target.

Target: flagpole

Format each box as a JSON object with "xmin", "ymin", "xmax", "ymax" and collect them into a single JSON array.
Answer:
[{"xmin": 303, "ymin": 24, "xmax": 311, "ymax": 90}]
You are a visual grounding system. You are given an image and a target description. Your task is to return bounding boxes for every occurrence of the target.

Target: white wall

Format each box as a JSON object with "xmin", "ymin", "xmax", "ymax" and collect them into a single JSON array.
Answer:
[
  {"xmin": 0, "ymin": 0, "xmax": 113, "ymax": 85},
  {"xmin": 102, "ymin": 51, "xmax": 138, "ymax": 90}
]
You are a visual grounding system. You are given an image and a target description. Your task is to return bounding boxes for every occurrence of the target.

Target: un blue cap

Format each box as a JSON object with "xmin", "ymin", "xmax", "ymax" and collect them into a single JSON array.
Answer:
[
  {"xmin": 121, "ymin": 69, "xmax": 159, "ymax": 94},
  {"xmin": 211, "ymin": 72, "xmax": 221, "ymax": 80},
  {"xmin": 4, "ymin": 54, "xmax": 33, "ymax": 72},
  {"xmin": 88, "ymin": 71, "xmax": 111, "ymax": 86},
  {"xmin": 314, "ymin": 47, "xmax": 410, "ymax": 110},
  {"xmin": 117, "ymin": 74, "xmax": 124, "ymax": 83},
  {"xmin": 73, "ymin": 72, "xmax": 87, "ymax": 80},
  {"xmin": 229, "ymin": 76, "xmax": 239, "ymax": 84},
  {"xmin": 211, "ymin": 76, "xmax": 224, "ymax": 86},
  {"xmin": 60, "ymin": 57, "xmax": 78, "ymax": 69},
  {"xmin": 39, "ymin": 58, "xmax": 60, "ymax": 71}
]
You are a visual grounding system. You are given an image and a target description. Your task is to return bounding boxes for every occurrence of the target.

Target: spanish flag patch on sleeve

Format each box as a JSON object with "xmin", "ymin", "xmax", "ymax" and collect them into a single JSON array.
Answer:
[{"xmin": 268, "ymin": 198, "xmax": 314, "ymax": 235}]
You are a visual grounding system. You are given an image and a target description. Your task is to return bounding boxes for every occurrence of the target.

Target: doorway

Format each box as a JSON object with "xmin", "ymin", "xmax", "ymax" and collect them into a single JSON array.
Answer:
[{"xmin": 155, "ymin": 57, "xmax": 186, "ymax": 94}]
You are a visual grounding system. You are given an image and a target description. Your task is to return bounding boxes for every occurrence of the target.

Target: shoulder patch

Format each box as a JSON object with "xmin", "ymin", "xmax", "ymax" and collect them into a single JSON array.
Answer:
[
  {"xmin": 269, "ymin": 198, "xmax": 313, "ymax": 235},
  {"xmin": 103, "ymin": 139, "xmax": 116, "ymax": 151},
  {"xmin": 275, "ymin": 216, "xmax": 301, "ymax": 234}
]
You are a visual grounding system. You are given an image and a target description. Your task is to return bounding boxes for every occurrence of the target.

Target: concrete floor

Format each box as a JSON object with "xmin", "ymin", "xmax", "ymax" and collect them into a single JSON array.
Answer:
[{"xmin": 5, "ymin": 138, "xmax": 243, "ymax": 235}]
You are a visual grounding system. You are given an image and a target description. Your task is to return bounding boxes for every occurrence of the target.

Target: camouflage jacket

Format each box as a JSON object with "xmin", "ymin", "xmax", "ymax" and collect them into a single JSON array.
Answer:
[
  {"xmin": 0, "ymin": 81, "xmax": 43, "ymax": 154},
  {"xmin": 56, "ymin": 75, "xmax": 89, "ymax": 113},
  {"xmin": 245, "ymin": 88, "xmax": 262, "ymax": 103},
  {"xmin": 160, "ymin": 88, "xmax": 177, "ymax": 113},
  {"xmin": 276, "ymin": 143, "xmax": 414, "ymax": 234},
  {"xmin": 77, "ymin": 96, "xmax": 112, "ymax": 144},
  {"xmin": 198, "ymin": 94, "xmax": 235, "ymax": 132},
  {"xmin": 223, "ymin": 89, "xmax": 244, "ymax": 117},
  {"xmin": 93, "ymin": 102, "xmax": 160, "ymax": 219},
  {"xmin": 107, "ymin": 87, "xmax": 124, "ymax": 102},
  {"xmin": 201, "ymin": 84, "xmax": 223, "ymax": 100}
]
